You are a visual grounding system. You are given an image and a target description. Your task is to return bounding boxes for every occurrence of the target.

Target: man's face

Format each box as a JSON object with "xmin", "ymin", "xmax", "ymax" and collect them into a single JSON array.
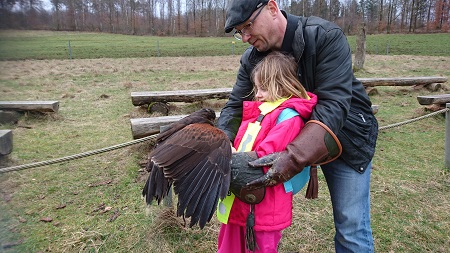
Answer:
[{"xmin": 234, "ymin": 5, "xmax": 272, "ymax": 52}]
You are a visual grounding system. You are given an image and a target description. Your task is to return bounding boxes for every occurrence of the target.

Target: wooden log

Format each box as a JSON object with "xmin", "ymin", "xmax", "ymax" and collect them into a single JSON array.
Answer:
[
  {"xmin": 425, "ymin": 83, "xmax": 442, "ymax": 92},
  {"xmin": 365, "ymin": 87, "xmax": 379, "ymax": 96},
  {"xmin": 130, "ymin": 112, "xmax": 221, "ymax": 139},
  {"xmin": 0, "ymin": 130, "xmax": 13, "ymax": 156},
  {"xmin": 131, "ymin": 88, "xmax": 232, "ymax": 106},
  {"xmin": 148, "ymin": 102, "xmax": 169, "ymax": 115},
  {"xmin": 417, "ymin": 94, "xmax": 450, "ymax": 105},
  {"xmin": 0, "ymin": 111, "xmax": 21, "ymax": 124},
  {"xmin": 131, "ymin": 77, "xmax": 448, "ymax": 106},
  {"xmin": 0, "ymin": 101, "xmax": 59, "ymax": 113},
  {"xmin": 360, "ymin": 76, "xmax": 448, "ymax": 87}
]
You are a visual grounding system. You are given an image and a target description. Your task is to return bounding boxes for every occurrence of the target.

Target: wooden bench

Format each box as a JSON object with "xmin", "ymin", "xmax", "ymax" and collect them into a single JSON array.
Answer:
[
  {"xmin": 131, "ymin": 88, "xmax": 232, "ymax": 106},
  {"xmin": 417, "ymin": 94, "xmax": 450, "ymax": 106},
  {"xmin": 359, "ymin": 76, "xmax": 447, "ymax": 87},
  {"xmin": 131, "ymin": 88, "xmax": 231, "ymax": 115},
  {"xmin": 0, "ymin": 130, "xmax": 13, "ymax": 156},
  {"xmin": 131, "ymin": 77, "xmax": 447, "ymax": 111},
  {"xmin": 0, "ymin": 101, "xmax": 60, "ymax": 113}
]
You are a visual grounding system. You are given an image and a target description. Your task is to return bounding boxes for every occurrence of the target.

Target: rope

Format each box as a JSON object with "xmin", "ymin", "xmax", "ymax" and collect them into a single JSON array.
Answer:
[
  {"xmin": 0, "ymin": 134, "xmax": 158, "ymax": 174},
  {"xmin": 379, "ymin": 107, "xmax": 449, "ymax": 131},
  {"xmin": 0, "ymin": 107, "xmax": 448, "ymax": 174}
]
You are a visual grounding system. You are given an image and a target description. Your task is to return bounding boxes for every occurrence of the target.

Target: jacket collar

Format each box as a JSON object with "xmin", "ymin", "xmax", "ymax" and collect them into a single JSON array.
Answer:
[{"xmin": 287, "ymin": 12, "xmax": 305, "ymax": 62}]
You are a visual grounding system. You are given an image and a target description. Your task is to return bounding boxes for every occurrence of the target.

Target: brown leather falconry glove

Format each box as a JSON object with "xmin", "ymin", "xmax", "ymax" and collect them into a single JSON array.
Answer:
[{"xmin": 245, "ymin": 120, "xmax": 342, "ymax": 198}]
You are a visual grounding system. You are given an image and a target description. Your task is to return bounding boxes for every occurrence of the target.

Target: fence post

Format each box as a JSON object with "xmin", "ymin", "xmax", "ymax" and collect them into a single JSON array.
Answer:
[
  {"xmin": 231, "ymin": 41, "xmax": 235, "ymax": 55},
  {"xmin": 446, "ymin": 103, "xmax": 450, "ymax": 170},
  {"xmin": 68, "ymin": 40, "xmax": 72, "ymax": 60}
]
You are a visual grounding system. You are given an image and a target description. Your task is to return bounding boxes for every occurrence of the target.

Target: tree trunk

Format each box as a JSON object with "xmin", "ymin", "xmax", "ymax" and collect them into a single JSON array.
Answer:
[{"xmin": 354, "ymin": 22, "xmax": 366, "ymax": 71}]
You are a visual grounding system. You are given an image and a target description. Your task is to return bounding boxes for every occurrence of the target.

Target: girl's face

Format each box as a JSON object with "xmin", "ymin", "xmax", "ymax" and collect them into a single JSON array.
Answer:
[{"xmin": 254, "ymin": 78, "xmax": 270, "ymax": 102}]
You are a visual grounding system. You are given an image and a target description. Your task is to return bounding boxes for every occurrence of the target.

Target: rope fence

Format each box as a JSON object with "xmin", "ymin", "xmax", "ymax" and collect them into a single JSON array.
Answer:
[
  {"xmin": 1, "ymin": 107, "xmax": 449, "ymax": 174},
  {"xmin": 0, "ymin": 134, "xmax": 158, "ymax": 173}
]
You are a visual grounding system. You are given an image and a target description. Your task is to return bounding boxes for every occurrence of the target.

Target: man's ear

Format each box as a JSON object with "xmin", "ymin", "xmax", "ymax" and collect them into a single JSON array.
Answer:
[{"xmin": 267, "ymin": 0, "xmax": 279, "ymax": 16}]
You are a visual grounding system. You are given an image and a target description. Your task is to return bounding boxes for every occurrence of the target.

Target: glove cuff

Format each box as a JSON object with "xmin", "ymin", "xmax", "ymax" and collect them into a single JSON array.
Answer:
[{"xmin": 286, "ymin": 120, "xmax": 342, "ymax": 167}]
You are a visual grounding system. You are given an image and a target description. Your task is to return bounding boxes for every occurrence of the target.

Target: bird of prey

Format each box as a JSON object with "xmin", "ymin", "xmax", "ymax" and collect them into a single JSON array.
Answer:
[{"xmin": 142, "ymin": 108, "xmax": 232, "ymax": 229}]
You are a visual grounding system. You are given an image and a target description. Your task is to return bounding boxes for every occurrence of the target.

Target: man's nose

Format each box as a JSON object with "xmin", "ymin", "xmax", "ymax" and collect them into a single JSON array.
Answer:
[{"xmin": 241, "ymin": 34, "xmax": 251, "ymax": 43}]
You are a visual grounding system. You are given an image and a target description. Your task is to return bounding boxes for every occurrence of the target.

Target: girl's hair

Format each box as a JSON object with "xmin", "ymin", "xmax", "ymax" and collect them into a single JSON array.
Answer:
[{"xmin": 251, "ymin": 51, "xmax": 308, "ymax": 101}]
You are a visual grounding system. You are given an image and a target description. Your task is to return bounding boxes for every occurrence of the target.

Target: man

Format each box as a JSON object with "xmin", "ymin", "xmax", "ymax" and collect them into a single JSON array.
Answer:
[{"xmin": 217, "ymin": 0, "xmax": 378, "ymax": 252}]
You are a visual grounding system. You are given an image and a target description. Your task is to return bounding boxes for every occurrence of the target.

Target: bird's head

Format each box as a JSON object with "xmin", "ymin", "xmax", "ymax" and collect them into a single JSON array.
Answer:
[{"xmin": 194, "ymin": 108, "xmax": 216, "ymax": 123}]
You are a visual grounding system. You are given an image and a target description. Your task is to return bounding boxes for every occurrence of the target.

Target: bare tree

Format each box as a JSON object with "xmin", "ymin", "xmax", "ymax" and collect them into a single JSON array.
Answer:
[{"xmin": 50, "ymin": 0, "xmax": 62, "ymax": 29}]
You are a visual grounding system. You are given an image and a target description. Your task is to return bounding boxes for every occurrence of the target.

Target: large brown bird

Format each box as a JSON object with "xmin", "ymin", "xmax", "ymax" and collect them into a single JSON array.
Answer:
[{"xmin": 142, "ymin": 108, "xmax": 232, "ymax": 229}]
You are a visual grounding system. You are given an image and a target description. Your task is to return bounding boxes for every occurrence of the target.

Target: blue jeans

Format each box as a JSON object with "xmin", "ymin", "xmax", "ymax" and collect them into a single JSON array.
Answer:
[{"xmin": 321, "ymin": 158, "xmax": 374, "ymax": 253}]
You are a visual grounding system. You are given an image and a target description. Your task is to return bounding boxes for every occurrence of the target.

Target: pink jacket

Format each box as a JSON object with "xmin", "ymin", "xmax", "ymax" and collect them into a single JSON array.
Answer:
[{"xmin": 229, "ymin": 92, "xmax": 317, "ymax": 231}]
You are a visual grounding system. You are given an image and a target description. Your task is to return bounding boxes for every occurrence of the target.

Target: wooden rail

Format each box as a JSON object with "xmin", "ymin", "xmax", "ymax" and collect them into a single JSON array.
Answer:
[
  {"xmin": 129, "ymin": 76, "xmax": 447, "ymax": 138},
  {"xmin": 359, "ymin": 76, "xmax": 447, "ymax": 87},
  {"xmin": 131, "ymin": 77, "xmax": 448, "ymax": 107},
  {"xmin": 417, "ymin": 94, "xmax": 450, "ymax": 105},
  {"xmin": 0, "ymin": 101, "xmax": 59, "ymax": 113},
  {"xmin": 131, "ymin": 88, "xmax": 232, "ymax": 106}
]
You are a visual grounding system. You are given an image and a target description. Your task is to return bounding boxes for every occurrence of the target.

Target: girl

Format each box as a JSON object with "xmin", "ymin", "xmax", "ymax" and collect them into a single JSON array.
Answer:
[{"xmin": 217, "ymin": 51, "xmax": 318, "ymax": 253}]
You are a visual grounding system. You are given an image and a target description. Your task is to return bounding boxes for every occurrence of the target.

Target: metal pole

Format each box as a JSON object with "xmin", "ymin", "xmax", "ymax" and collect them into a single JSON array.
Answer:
[
  {"xmin": 68, "ymin": 40, "xmax": 72, "ymax": 60},
  {"xmin": 446, "ymin": 103, "xmax": 450, "ymax": 170},
  {"xmin": 386, "ymin": 41, "xmax": 390, "ymax": 55}
]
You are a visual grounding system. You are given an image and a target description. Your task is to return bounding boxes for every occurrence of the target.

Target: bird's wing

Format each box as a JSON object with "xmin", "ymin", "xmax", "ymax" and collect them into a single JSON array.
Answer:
[{"xmin": 150, "ymin": 123, "xmax": 232, "ymax": 228}]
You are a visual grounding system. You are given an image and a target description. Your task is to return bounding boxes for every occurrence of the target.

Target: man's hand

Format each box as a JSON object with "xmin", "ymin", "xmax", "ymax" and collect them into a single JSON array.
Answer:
[{"xmin": 245, "ymin": 151, "xmax": 299, "ymax": 190}]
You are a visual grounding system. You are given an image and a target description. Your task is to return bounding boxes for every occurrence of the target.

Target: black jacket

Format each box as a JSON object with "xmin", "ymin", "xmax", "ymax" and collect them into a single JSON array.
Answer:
[{"xmin": 217, "ymin": 13, "xmax": 378, "ymax": 173}]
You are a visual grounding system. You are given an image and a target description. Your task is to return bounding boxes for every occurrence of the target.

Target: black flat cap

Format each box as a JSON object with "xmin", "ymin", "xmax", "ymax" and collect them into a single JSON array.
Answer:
[{"xmin": 224, "ymin": 0, "xmax": 269, "ymax": 33}]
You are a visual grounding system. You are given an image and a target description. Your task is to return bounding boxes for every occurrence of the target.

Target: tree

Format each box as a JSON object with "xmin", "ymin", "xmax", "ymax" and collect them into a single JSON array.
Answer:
[
  {"xmin": 435, "ymin": 0, "xmax": 450, "ymax": 31},
  {"xmin": 313, "ymin": 0, "xmax": 328, "ymax": 18},
  {"xmin": 329, "ymin": 0, "xmax": 340, "ymax": 22}
]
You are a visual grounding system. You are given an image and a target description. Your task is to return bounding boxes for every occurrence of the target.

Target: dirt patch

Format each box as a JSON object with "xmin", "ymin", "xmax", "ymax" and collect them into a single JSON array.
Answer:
[
  {"xmin": 1, "ymin": 55, "xmax": 448, "ymax": 81},
  {"xmin": 0, "ymin": 56, "xmax": 241, "ymax": 81}
]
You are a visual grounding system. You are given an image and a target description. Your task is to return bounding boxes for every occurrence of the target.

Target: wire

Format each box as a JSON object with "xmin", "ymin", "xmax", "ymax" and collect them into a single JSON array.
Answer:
[{"xmin": 0, "ymin": 134, "xmax": 158, "ymax": 174}]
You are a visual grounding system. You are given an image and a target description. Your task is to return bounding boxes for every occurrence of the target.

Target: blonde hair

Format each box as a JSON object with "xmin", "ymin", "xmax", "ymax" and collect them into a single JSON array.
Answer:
[{"xmin": 251, "ymin": 51, "xmax": 308, "ymax": 101}]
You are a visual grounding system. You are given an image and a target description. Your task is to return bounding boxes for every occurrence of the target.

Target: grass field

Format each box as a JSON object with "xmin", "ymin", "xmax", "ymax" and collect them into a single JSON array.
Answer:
[
  {"xmin": 0, "ymin": 31, "xmax": 449, "ymax": 252},
  {"xmin": 0, "ymin": 30, "xmax": 449, "ymax": 60}
]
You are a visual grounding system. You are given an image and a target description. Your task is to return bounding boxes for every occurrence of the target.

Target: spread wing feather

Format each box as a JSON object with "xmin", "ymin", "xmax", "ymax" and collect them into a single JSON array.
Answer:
[
  {"xmin": 176, "ymin": 159, "xmax": 212, "ymax": 216},
  {"xmin": 142, "ymin": 162, "xmax": 171, "ymax": 205},
  {"xmin": 184, "ymin": 168, "xmax": 218, "ymax": 226},
  {"xmin": 142, "ymin": 108, "xmax": 231, "ymax": 229},
  {"xmin": 193, "ymin": 173, "xmax": 221, "ymax": 228}
]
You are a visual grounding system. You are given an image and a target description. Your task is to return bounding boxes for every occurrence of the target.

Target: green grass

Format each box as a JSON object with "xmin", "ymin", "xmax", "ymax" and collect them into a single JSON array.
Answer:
[
  {"xmin": 0, "ymin": 30, "xmax": 250, "ymax": 60},
  {"xmin": 0, "ymin": 31, "xmax": 449, "ymax": 252},
  {"xmin": 346, "ymin": 33, "xmax": 450, "ymax": 56},
  {"xmin": 1, "ymin": 30, "xmax": 449, "ymax": 60}
]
